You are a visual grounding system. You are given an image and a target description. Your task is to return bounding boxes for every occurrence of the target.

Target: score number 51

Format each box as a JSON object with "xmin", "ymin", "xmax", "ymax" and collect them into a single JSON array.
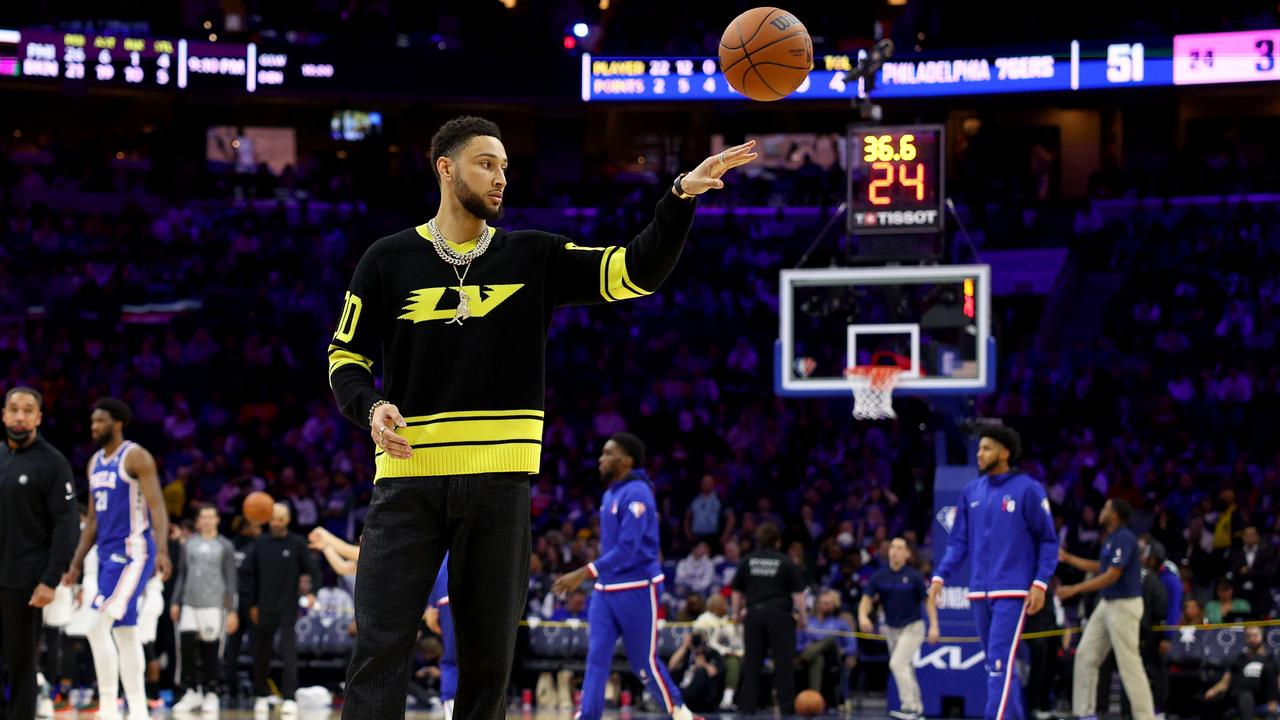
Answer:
[{"xmin": 862, "ymin": 134, "xmax": 925, "ymax": 205}]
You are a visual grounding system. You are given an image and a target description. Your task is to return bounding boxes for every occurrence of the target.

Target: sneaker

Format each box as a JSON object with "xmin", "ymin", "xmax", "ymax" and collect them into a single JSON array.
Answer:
[
  {"xmin": 281, "ymin": 699, "xmax": 298, "ymax": 717},
  {"xmin": 201, "ymin": 693, "xmax": 221, "ymax": 714},
  {"xmin": 254, "ymin": 696, "xmax": 272, "ymax": 715},
  {"xmin": 37, "ymin": 696, "xmax": 54, "ymax": 718},
  {"xmin": 53, "ymin": 694, "xmax": 74, "ymax": 714},
  {"xmin": 174, "ymin": 690, "xmax": 204, "ymax": 712}
]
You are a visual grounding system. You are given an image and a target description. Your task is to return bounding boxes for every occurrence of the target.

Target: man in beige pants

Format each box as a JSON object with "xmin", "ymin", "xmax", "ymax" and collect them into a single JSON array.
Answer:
[
  {"xmin": 1058, "ymin": 499, "xmax": 1155, "ymax": 720},
  {"xmin": 859, "ymin": 538, "xmax": 940, "ymax": 720}
]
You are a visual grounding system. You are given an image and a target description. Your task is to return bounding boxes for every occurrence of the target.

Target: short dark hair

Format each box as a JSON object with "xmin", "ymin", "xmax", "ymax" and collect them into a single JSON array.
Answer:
[
  {"xmin": 94, "ymin": 397, "xmax": 132, "ymax": 427},
  {"xmin": 429, "ymin": 116, "xmax": 502, "ymax": 180},
  {"xmin": 1142, "ymin": 537, "xmax": 1166, "ymax": 564},
  {"xmin": 1109, "ymin": 498, "xmax": 1133, "ymax": 525},
  {"xmin": 978, "ymin": 424, "xmax": 1021, "ymax": 463},
  {"xmin": 609, "ymin": 432, "xmax": 646, "ymax": 467},
  {"xmin": 5, "ymin": 386, "xmax": 42, "ymax": 410},
  {"xmin": 757, "ymin": 522, "xmax": 782, "ymax": 549}
]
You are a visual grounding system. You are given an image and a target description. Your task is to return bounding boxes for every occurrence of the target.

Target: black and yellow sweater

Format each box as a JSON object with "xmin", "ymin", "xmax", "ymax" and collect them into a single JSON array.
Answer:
[{"xmin": 328, "ymin": 190, "xmax": 696, "ymax": 480}]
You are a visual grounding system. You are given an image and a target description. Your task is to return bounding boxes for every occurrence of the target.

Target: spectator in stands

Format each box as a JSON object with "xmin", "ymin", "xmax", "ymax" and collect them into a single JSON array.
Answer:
[
  {"xmin": 1229, "ymin": 526, "xmax": 1276, "ymax": 616},
  {"xmin": 667, "ymin": 631, "xmax": 723, "ymax": 713},
  {"xmin": 549, "ymin": 590, "xmax": 588, "ymax": 622},
  {"xmin": 693, "ymin": 594, "xmax": 742, "ymax": 711},
  {"xmin": 713, "ymin": 540, "xmax": 740, "ymax": 594},
  {"xmin": 676, "ymin": 542, "xmax": 716, "ymax": 598},
  {"xmin": 1202, "ymin": 626, "xmax": 1279, "ymax": 720},
  {"xmin": 1182, "ymin": 596, "xmax": 1206, "ymax": 626},
  {"xmin": 795, "ymin": 590, "xmax": 856, "ymax": 701},
  {"xmin": 1206, "ymin": 579, "xmax": 1252, "ymax": 624},
  {"xmin": 685, "ymin": 475, "xmax": 726, "ymax": 546}
]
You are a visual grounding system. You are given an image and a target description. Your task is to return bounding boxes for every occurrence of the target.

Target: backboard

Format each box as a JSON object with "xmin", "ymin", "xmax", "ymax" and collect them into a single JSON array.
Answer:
[{"xmin": 776, "ymin": 264, "xmax": 994, "ymax": 397}]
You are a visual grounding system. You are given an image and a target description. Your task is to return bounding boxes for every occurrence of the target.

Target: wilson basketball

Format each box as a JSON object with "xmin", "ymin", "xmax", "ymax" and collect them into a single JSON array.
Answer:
[
  {"xmin": 243, "ymin": 491, "xmax": 274, "ymax": 524},
  {"xmin": 719, "ymin": 7, "xmax": 813, "ymax": 101},
  {"xmin": 795, "ymin": 689, "xmax": 826, "ymax": 716}
]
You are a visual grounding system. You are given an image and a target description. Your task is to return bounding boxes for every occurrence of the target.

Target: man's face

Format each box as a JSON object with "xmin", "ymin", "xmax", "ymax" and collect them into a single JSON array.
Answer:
[
  {"xmin": 694, "ymin": 542, "xmax": 708, "ymax": 559},
  {"xmin": 270, "ymin": 504, "xmax": 290, "ymax": 535},
  {"xmin": 888, "ymin": 539, "xmax": 910, "ymax": 568},
  {"xmin": 90, "ymin": 409, "xmax": 117, "ymax": 447},
  {"xmin": 1247, "ymin": 626, "xmax": 1264, "ymax": 650},
  {"xmin": 598, "ymin": 440, "xmax": 631, "ymax": 480},
  {"xmin": 3, "ymin": 391, "xmax": 41, "ymax": 444},
  {"xmin": 567, "ymin": 592, "xmax": 585, "ymax": 613},
  {"xmin": 442, "ymin": 135, "xmax": 507, "ymax": 222},
  {"xmin": 818, "ymin": 593, "xmax": 837, "ymax": 615},
  {"xmin": 976, "ymin": 437, "xmax": 1007, "ymax": 474},
  {"xmin": 1244, "ymin": 527, "xmax": 1260, "ymax": 547},
  {"xmin": 197, "ymin": 508, "xmax": 219, "ymax": 534},
  {"xmin": 1099, "ymin": 501, "xmax": 1114, "ymax": 527}
]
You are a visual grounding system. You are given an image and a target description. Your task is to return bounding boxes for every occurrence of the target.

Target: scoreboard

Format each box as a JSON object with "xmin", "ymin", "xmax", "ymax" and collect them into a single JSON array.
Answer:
[
  {"xmin": 847, "ymin": 125, "xmax": 944, "ymax": 235},
  {"xmin": 582, "ymin": 28, "xmax": 1279, "ymax": 102},
  {"xmin": 1, "ymin": 28, "xmax": 336, "ymax": 93}
]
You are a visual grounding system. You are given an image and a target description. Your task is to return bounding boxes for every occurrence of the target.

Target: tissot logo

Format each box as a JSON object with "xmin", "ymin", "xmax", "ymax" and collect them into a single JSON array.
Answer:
[
  {"xmin": 915, "ymin": 645, "xmax": 985, "ymax": 670},
  {"xmin": 398, "ymin": 284, "xmax": 524, "ymax": 323}
]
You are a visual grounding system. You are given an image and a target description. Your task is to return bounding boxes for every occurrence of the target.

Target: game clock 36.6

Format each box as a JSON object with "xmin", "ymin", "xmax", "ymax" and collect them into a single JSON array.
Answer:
[{"xmin": 847, "ymin": 124, "xmax": 945, "ymax": 235}]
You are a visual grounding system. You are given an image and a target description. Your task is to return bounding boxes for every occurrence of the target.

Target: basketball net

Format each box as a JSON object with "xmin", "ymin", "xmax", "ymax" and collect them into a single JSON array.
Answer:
[{"xmin": 845, "ymin": 366, "xmax": 902, "ymax": 420}]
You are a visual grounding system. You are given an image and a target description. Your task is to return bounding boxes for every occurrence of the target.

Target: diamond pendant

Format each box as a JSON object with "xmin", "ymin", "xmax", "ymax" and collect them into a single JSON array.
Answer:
[{"xmin": 448, "ymin": 286, "xmax": 472, "ymax": 325}]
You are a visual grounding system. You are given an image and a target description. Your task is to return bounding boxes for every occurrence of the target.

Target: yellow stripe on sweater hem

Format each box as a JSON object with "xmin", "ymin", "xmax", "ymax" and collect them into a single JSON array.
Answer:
[{"xmin": 374, "ymin": 442, "xmax": 541, "ymax": 479}]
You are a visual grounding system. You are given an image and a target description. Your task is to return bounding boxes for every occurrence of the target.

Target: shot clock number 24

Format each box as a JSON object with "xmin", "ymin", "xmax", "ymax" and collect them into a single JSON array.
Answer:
[{"xmin": 847, "ymin": 124, "xmax": 945, "ymax": 235}]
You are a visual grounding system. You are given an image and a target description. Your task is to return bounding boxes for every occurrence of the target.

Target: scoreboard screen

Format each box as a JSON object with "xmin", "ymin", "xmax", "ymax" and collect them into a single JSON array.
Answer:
[
  {"xmin": 847, "ymin": 125, "xmax": 944, "ymax": 235},
  {"xmin": 4, "ymin": 29, "xmax": 336, "ymax": 93}
]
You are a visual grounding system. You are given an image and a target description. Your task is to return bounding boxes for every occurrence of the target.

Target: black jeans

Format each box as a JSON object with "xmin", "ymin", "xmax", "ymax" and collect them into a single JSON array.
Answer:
[
  {"xmin": 0, "ymin": 587, "xmax": 41, "ymax": 720},
  {"xmin": 342, "ymin": 473, "xmax": 531, "ymax": 720},
  {"xmin": 739, "ymin": 605, "xmax": 797, "ymax": 714},
  {"xmin": 253, "ymin": 609, "xmax": 298, "ymax": 700}
]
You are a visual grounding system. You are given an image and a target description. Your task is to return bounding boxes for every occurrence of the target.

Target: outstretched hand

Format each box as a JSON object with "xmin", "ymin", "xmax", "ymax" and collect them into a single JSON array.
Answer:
[{"xmin": 679, "ymin": 140, "xmax": 759, "ymax": 196}]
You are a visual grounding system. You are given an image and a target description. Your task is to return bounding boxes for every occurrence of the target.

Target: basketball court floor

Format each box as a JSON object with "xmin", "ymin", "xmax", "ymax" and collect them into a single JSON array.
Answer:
[{"xmin": 48, "ymin": 700, "xmax": 896, "ymax": 718}]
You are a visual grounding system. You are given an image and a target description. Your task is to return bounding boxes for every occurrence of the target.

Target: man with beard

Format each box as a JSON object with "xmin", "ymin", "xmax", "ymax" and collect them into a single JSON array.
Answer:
[
  {"xmin": 1203, "ymin": 625, "xmax": 1279, "ymax": 719},
  {"xmin": 328, "ymin": 115, "xmax": 757, "ymax": 720},
  {"xmin": 553, "ymin": 434, "xmax": 695, "ymax": 720},
  {"xmin": 0, "ymin": 386, "xmax": 78, "ymax": 720},
  {"xmin": 928, "ymin": 426, "xmax": 1058, "ymax": 720},
  {"xmin": 64, "ymin": 398, "xmax": 172, "ymax": 720}
]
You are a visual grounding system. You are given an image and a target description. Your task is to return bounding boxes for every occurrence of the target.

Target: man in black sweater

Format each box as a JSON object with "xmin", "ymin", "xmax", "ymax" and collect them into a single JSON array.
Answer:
[
  {"xmin": 245, "ymin": 502, "xmax": 319, "ymax": 717},
  {"xmin": 327, "ymin": 115, "xmax": 757, "ymax": 720},
  {"xmin": 0, "ymin": 386, "xmax": 78, "ymax": 720},
  {"xmin": 1204, "ymin": 625, "xmax": 1279, "ymax": 719}
]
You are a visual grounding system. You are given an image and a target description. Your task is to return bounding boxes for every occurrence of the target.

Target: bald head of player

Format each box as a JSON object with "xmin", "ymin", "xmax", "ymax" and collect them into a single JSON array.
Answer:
[
  {"xmin": 599, "ymin": 432, "xmax": 645, "ymax": 484},
  {"xmin": 269, "ymin": 502, "xmax": 291, "ymax": 538},
  {"xmin": 2, "ymin": 386, "xmax": 42, "ymax": 448}
]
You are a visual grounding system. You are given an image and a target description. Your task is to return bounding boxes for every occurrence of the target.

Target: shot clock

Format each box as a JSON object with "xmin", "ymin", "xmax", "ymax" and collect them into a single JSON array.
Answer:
[{"xmin": 847, "ymin": 124, "xmax": 944, "ymax": 235}]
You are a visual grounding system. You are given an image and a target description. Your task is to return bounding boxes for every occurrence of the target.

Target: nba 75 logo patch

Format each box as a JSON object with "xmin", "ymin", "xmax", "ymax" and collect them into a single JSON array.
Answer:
[{"xmin": 1001, "ymin": 495, "xmax": 1016, "ymax": 513}]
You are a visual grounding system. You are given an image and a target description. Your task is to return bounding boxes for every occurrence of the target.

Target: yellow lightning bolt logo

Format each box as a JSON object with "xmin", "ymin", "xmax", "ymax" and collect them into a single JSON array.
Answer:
[{"xmin": 398, "ymin": 284, "xmax": 524, "ymax": 323}]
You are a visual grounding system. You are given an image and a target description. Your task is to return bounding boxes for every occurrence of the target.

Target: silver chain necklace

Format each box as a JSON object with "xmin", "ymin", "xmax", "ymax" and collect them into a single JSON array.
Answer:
[{"xmin": 424, "ymin": 219, "xmax": 494, "ymax": 325}]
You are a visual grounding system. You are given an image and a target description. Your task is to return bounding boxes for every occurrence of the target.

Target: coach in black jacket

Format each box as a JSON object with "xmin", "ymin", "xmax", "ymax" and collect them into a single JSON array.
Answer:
[
  {"xmin": 0, "ymin": 387, "xmax": 78, "ymax": 720},
  {"xmin": 245, "ymin": 502, "xmax": 320, "ymax": 713}
]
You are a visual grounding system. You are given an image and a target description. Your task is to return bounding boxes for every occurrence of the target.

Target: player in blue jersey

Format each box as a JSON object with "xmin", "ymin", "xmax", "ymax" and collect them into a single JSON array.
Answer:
[
  {"xmin": 554, "ymin": 433, "xmax": 696, "ymax": 720},
  {"xmin": 927, "ymin": 425, "xmax": 1058, "ymax": 720},
  {"xmin": 63, "ymin": 398, "xmax": 171, "ymax": 720},
  {"xmin": 425, "ymin": 554, "xmax": 457, "ymax": 720}
]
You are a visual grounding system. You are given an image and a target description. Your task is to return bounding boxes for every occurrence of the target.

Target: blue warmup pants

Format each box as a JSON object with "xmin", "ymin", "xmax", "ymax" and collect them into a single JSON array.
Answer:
[
  {"xmin": 439, "ymin": 602, "xmax": 457, "ymax": 701},
  {"xmin": 577, "ymin": 580, "xmax": 682, "ymax": 720},
  {"xmin": 972, "ymin": 596, "xmax": 1030, "ymax": 720}
]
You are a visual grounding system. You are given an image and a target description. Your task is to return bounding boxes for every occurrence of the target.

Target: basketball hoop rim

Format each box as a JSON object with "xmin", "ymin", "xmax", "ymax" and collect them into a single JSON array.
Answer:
[{"xmin": 844, "ymin": 365, "xmax": 904, "ymax": 390}]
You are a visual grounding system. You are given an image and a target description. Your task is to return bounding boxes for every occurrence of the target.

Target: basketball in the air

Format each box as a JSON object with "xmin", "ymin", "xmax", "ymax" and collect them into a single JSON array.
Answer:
[
  {"xmin": 719, "ymin": 7, "xmax": 813, "ymax": 101},
  {"xmin": 243, "ymin": 491, "xmax": 274, "ymax": 524},
  {"xmin": 795, "ymin": 689, "xmax": 826, "ymax": 716}
]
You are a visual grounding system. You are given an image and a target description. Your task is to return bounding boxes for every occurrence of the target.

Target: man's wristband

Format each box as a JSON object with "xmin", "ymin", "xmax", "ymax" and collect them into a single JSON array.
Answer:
[
  {"xmin": 672, "ymin": 173, "xmax": 694, "ymax": 200},
  {"xmin": 367, "ymin": 400, "xmax": 389, "ymax": 427}
]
